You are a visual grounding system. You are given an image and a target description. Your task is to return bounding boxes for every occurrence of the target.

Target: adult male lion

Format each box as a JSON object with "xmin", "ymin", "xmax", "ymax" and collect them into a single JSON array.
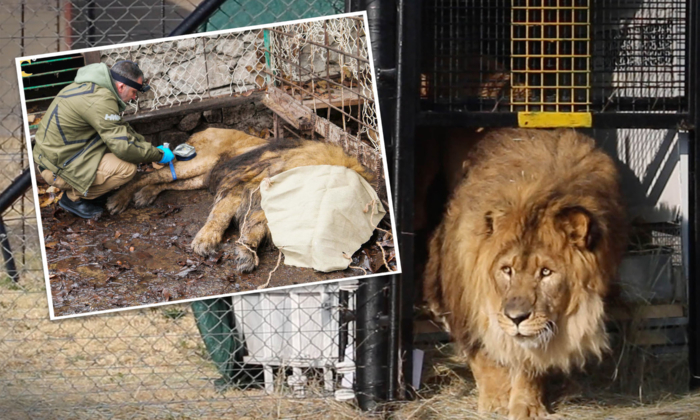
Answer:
[
  {"xmin": 105, "ymin": 127, "xmax": 371, "ymax": 273},
  {"xmin": 424, "ymin": 128, "xmax": 627, "ymax": 419}
]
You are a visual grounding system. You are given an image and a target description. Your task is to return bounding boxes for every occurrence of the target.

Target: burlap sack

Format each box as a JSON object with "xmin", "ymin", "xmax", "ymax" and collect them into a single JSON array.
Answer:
[{"xmin": 260, "ymin": 165, "xmax": 386, "ymax": 272}]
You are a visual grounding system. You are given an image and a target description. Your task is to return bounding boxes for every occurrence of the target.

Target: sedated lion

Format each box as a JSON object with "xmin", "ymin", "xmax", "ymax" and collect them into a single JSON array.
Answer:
[
  {"xmin": 105, "ymin": 127, "xmax": 371, "ymax": 273},
  {"xmin": 424, "ymin": 128, "xmax": 627, "ymax": 419}
]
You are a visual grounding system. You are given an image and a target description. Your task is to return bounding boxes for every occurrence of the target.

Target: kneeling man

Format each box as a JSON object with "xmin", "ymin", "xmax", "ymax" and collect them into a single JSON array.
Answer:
[{"xmin": 33, "ymin": 60, "xmax": 174, "ymax": 218}]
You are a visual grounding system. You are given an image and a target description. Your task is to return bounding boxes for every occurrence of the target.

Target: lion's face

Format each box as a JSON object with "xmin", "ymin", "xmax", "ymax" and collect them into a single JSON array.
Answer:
[{"xmin": 492, "ymin": 241, "xmax": 572, "ymax": 349}]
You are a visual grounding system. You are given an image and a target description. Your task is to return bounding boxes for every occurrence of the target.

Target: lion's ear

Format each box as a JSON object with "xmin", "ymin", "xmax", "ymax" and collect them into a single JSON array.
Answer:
[
  {"xmin": 484, "ymin": 211, "xmax": 494, "ymax": 236},
  {"xmin": 556, "ymin": 207, "xmax": 598, "ymax": 249}
]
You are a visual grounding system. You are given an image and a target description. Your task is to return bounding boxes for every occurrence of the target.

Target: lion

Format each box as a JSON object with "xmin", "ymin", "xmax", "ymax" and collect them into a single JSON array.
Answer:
[
  {"xmin": 105, "ymin": 127, "xmax": 371, "ymax": 273},
  {"xmin": 423, "ymin": 128, "xmax": 627, "ymax": 419}
]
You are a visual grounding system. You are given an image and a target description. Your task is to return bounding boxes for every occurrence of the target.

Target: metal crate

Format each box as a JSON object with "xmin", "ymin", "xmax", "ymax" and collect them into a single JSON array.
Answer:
[{"xmin": 420, "ymin": 0, "xmax": 688, "ymax": 128}]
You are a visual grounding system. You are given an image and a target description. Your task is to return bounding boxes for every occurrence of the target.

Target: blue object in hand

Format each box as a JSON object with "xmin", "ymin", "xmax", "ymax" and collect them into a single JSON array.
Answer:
[{"xmin": 157, "ymin": 145, "xmax": 174, "ymax": 164}]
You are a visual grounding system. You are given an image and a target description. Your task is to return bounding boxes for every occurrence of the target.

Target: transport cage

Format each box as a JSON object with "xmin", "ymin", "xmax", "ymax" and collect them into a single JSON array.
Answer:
[
  {"xmin": 230, "ymin": 281, "xmax": 358, "ymax": 399},
  {"xmin": 419, "ymin": 0, "xmax": 689, "ymax": 128}
]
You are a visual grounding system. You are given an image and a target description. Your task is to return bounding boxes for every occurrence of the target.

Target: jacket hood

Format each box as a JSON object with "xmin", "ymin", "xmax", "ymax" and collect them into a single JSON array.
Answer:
[{"xmin": 74, "ymin": 63, "xmax": 127, "ymax": 112}]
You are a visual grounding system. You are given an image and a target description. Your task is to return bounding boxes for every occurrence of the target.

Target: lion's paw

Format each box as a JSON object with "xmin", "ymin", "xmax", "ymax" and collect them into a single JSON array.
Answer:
[
  {"xmin": 106, "ymin": 189, "xmax": 133, "ymax": 215},
  {"xmin": 133, "ymin": 186, "xmax": 161, "ymax": 208},
  {"xmin": 508, "ymin": 402, "xmax": 549, "ymax": 420},
  {"xmin": 191, "ymin": 227, "xmax": 222, "ymax": 256},
  {"xmin": 478, "ymin": 392, "xmax": 509, "ymax": 415},
  {"xmin": 233, "ymin": 244, "xmax": 257, "ymax": 273}
]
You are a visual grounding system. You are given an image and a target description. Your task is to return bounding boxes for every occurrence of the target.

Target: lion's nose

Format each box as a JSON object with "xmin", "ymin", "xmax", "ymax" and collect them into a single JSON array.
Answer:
[
  {"xmin": 504, "ymin": 298, "xmax": 532, "ymax": 326},
  {"xmin": 506, "ymin": 312, "xmax": 530, "ymax": 326}
]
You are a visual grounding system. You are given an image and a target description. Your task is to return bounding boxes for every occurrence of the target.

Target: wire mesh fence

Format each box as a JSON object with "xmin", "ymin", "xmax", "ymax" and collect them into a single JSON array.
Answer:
[{"xmin": 2, "ymin": 1, "xmax": 395, "ymax": 418}]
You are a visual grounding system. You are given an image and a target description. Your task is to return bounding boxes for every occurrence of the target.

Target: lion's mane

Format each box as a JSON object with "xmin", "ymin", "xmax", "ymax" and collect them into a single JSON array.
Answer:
[{"xmin": 424, "ymin": 128, "xmax": 627, "ymax": 374}]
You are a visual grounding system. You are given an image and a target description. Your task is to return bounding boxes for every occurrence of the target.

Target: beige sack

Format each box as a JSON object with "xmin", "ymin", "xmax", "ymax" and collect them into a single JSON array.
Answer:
[{"xmin": 260, "ymin": 165, "xmax": 386, "ymax": 272}]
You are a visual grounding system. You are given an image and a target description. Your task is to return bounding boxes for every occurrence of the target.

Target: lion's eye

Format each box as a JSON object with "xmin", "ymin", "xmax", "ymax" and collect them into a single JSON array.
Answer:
[
  {"xmin": 540, "ymin": 267, "xmax": 552, "ymax": 277},
  {"xmin": 501, "ymin": 266, "xmax": 513, "ymax": 276}
]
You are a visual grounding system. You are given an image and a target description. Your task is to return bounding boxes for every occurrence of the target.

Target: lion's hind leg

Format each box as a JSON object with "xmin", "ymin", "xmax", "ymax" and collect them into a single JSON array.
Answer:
[
  {"xmin": 232, "ymin": 189, "xmax": 269, "ymax": 273},
  {"xmin": 133, "ymin": 174, "xmax": 207, "ymax": 208}
]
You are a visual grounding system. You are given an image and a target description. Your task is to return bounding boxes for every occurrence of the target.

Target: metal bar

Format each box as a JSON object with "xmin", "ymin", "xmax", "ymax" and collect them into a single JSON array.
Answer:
[
  {"xmin": 0, "ymin": 169, "xmax": 32, "ymax": 215},
  {"xmin": 21, "ymin": 56, "xmax": 81, "ymax": 66},
  {"xmin": 418, "ymin": 111, "xmax": 689, "ymax": 129},
  {"xmin": 168, "ymin": 0, "xmax": 227, "ymax": 36},
  {"xmin": 0, "ymin": 217, "xmax": 18, "ymax": 282},
  {"xmin": 338, "ymin": 289, "xmax": 349, "ymax": 362},
  {"xmin": 268, "ymin": 28, "xmax": 371, "ymax": 64},
  {"xmin": 24, "ymin": 96, "xmax": 58, "ymax": 103},
  {"xmin": 261, "ymin": 48, "xmax": 374, "ymax": 102},
  {"xmin": 22, "ymin": 67, "xmax": 81, "ymax": 78},
  {"xmin": 86, "ymin": 0, "xmax": 95, "ymax": 47},
  {"xmin": 355, "ymin": 276, "xmax": 389, "ymax": 410},
  {"xmin": 688, "ymin": 0, "xmax": 700, "ymax": 391},
  {"xmin": 23, "ymin": 81, "xmax": 72, "ymax": 90},
  {"xmin": 393, "ymin": 0, "xmax": 420, "ymax": 401}
]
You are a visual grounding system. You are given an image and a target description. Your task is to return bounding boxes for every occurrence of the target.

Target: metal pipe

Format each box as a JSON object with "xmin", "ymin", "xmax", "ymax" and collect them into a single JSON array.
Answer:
[
  {"xmin": 0, "ymin": 218, "xmax": 17, "ymax": 282},
  {"xmin": 168, "ymin": 0, "xmax": 228, "ymax": 36},
  {"xmin": 0, "ymin": 169, "xmax": 30, "ymax": 283},
  {"xmin": 687, "ymin": 0, "xmax": 700, "ymax": 390},
  {"xmin": 390, "ymin": 0, "xmax": 420, "ymax": 401},
  {"xmin": 338, "ymin": 289, "xmax": 349, "ymax": 362},
  {"xmin": 0, "ymin": 169, "xmax": 32, "ymax": 215},
  {"xmin": 354, "ymin": 277, "xmax": 388, "ymax": 410},
  {"xmin": 350, "ymin": 0, "xmax": 395, "ymax": 410},
  {"xmin": 86, "ymin": 0, "xmax": 95, "ymax": 47}
]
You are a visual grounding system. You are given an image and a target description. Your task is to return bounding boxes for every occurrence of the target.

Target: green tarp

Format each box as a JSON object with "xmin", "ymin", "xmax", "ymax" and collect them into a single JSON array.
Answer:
[{"xmin": 198, "ymin": 0, "xmax": 344, "ymax": 32}]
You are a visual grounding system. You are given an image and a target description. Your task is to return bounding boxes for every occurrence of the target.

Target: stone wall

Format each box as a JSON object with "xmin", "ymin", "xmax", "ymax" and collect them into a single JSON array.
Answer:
[
  {"xmin": 103, "ymin": 31, "xmax": 266, "ymax": 112},
  {"xmin": 128, "ymin": 96, "xmax": 273, "ymax": 148}
]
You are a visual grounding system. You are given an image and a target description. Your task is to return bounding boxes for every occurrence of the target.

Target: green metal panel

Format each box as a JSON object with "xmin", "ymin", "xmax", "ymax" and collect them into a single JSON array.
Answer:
[{"xmin": 199, "ymin": 0, "xmax": 344, "ymax": 31}]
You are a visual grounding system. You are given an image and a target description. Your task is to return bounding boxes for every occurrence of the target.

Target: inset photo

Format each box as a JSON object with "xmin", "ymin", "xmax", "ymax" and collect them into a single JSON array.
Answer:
[{"xmin": 16, "ymin": 12, "xmax": 399, "ymax": 319}]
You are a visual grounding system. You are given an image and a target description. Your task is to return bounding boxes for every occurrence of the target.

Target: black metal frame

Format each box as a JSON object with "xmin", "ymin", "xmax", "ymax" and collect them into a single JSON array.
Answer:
[
  {"xmin": 687, "ymin": 0, "xmax": 700, "ymax": 391},
  {"xmin": 0, "ymin": 168, "xmax": 32, "ymax": 282},
  {"xmin": 402, "ymin": 0, "xmax": 700, "ymax": 396}
]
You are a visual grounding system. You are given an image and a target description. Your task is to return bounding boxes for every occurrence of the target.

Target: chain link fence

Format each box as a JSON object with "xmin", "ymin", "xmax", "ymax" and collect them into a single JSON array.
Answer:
[{"xmin": 2, "ymin": 1, "xmax": 391, "ymax": 418}]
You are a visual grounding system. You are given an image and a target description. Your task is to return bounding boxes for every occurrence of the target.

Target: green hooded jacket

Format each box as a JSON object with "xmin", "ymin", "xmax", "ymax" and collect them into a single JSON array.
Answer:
[{"xmin": 33, "ymin": 63, "xmax": 163, "ymax": 195}]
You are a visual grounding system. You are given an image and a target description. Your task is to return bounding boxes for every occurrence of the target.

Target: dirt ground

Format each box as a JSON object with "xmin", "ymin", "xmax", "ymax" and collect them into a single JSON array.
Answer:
[
  {"xmin": 41, "ymin": 183, "xmax": 389, "ymax": 317},
  {"xmin": 2, "ymin": 272, "xmax": 699, "ymax": 419}
]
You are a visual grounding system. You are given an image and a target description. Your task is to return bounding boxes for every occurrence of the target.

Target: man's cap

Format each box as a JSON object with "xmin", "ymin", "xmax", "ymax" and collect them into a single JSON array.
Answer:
[{"xmin": 110, "ymin": 60, "xmax": 150, "ymax": 93}]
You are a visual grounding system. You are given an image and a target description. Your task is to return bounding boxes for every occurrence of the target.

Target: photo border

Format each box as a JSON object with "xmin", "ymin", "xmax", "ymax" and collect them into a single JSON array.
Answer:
[{"xmin": 14, "ymin": 10, "xmax": 402, "ymax": 320}]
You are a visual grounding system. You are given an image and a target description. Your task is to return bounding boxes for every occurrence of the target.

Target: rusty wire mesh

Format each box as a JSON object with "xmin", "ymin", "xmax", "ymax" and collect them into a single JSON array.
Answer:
[
  {"xmin": 1, "ymin": 1, "xmax": 393, "ymax": 418},
  {"xmin": 82, "ymin": 16, "xmax": 381, "ymax": 173}
]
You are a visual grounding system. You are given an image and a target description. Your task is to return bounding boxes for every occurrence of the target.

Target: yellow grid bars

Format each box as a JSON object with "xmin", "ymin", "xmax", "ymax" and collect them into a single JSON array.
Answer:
[{"xmin": 511, "ymin": 0, "xmax": 591, "ymax": 116}]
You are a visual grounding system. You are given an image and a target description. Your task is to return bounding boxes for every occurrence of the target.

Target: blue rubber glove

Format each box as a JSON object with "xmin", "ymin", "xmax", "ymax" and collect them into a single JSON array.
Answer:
[{"xmin": 157, "ymin": 145, "xmax": 174, "ymax": 164}]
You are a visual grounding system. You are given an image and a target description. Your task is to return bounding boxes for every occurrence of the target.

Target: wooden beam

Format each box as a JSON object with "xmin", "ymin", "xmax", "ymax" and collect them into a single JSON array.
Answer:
[
  {"xmin": 123, "ymin": 93, "xmax": 264, "ymax": 124},
  {"xmin": 263, "ymin": 86, "xmax": 381, "ymax": 174},
  {"xmin": 82, "ymin": 51, "xmax": 101, "ymax": 65}
]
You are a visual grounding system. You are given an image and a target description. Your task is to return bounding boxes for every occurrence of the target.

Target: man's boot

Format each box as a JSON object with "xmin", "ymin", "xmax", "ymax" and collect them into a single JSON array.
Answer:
[{"xmin": 58, "ymin": 193, "xmax": 103, "ymax": 219}]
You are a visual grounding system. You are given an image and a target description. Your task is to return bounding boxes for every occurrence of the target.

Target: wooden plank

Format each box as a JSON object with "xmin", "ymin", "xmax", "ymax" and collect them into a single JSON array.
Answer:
[
  {"xmin": 302, "ymin": 88, "xmax": 363, "ymax": 110},
  {"xmin": 82, "ymin": 51, "xmax": 101, "ymax": 65},
  {"xmin": 263, "ymin": 86, "xmax": 382, "ymax": 175},
  {"xmin": 123, "ymin": 93, "xmax": 264, "ymax": 124}
]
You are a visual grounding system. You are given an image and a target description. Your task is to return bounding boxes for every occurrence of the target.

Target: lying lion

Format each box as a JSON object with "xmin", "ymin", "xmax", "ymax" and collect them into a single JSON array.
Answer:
[
  {"xmin": 424, "ymin": 128, "xmax": 627, "ymax": 420},
  {"xmin": 106, "ymin": 128, "xmax": 371, "ymax": 273}
]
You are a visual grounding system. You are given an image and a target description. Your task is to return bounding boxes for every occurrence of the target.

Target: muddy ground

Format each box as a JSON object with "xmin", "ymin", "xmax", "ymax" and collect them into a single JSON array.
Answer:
[{"xmin": 41, "ymin": 182, "xmax": 391, "ymax": 317}]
